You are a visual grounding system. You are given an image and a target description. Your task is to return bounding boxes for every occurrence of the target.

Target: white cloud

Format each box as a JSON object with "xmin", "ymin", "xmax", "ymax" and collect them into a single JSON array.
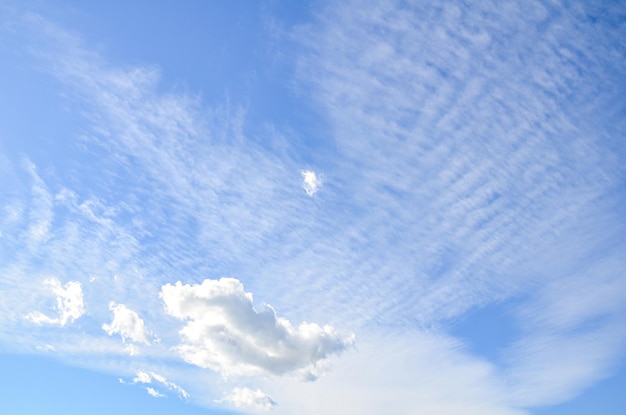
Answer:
[
  {"xmin": 26, "ymin": 278, "xmax": 84, "ymax": 326},
  {"xmin": 292, "ymin": 0, "xmax": 626, "ymax": 410},
  {"xmin": 102, "ymin": 302, "xmax": 151, "ymax": 345},
  {"xmin": 502, "ymin": 254, "xmax": 626, "ymax": 407},
  {"xmin": 133, "ymin": 371, "xmax": 152, "ymax": 384},
  {"xmin": 161, "ymin": 278, "xmax": 354, "ymax": 379},
  {"xmin": 268, "ymin": 331, "xmax": 525, "ymax": 415},
  {"xmin": 217, "ymin": 387, "xmax": 276, "ymax": 411},
  {"xmin": 301, "ymin": 170, "xmax": 322, "ymax": 196},
  {"xmin": 131, "ymin": 370, "xmax": 189, "ymax": 400},
  {"xmin": 3, "ymin": 2, "xmax": 624, "ymax": 414},
  {"xmin": 146, "ymin": 387, "xmax": 165, "ymax": 398}
]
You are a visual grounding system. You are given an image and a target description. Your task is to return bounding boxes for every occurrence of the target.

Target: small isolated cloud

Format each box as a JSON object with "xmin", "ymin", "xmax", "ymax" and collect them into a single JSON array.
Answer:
[
  {"xmin": 216, "ymin": 387, "xmax": 276, "ymax": 411},
  {"xmin": 146, "ymin": 387, "xmax": 165, "ymax": 398},
  {"xmin": 102, "ymin": 302, "xmax": 151, "ymax": 347},
  {"xmin": 26, "ymin": 279, "xmax": 84, "ymax": 326},
  {"xmin": 160, "ymin": 278, "xmax": 354, "ymax": 379},
  {"xmin": 301, "ymin": 170, "xmax": 322, "ymax": 196},
  {"xmin": 131, "ymin": 370, "xmax": 189, "ymax": 399}
]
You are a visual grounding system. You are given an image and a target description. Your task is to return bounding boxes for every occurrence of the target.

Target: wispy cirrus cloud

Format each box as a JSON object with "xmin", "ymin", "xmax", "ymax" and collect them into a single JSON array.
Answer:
[
  {"xmin": 0, "ymin": 1, "xmax": 624, "ymax": 414},
  {"xmin": 292, "ymin": 0, "xmax": 626, "ymax": 410},
  {"xmin": 1, "ymin": 11, "xmax": 354, "ymax": 408},
  {"xmin": 22, "ymin": 159, "xmax": 53, "ymax": 246},
  {"xmin": 270, "ymin": 331, "xmax": 526, "ymax": 415},
  {"xmin": 293, "ymin": 0, "xmax": 626, "ymax": 326}
]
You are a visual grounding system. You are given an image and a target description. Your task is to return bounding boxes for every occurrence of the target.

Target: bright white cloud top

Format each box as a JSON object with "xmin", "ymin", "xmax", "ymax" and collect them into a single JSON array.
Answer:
[
  {"xmin": 300, "ymin": 170, "xmax": 322, "ymax": 196},
  {"xmin": 0, "ymin": 1, "xmax": 625, "ymax": 414},
  {"xmin": 161, "ymin": 278, "xmax": 353, "ymax": 379},
  {"xmin": 102, "ymin": 302, "xmax": 151, "ymax": 346}
]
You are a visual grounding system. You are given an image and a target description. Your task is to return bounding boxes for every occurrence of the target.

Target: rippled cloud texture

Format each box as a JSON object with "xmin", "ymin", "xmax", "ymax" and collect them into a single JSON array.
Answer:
[{"xmin": 0, "ymin": 1, "xmax": 625, "ymax": 414}]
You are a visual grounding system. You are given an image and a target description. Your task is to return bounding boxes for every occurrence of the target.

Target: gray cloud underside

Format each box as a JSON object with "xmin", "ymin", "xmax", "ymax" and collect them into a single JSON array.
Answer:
[{"xmin": 162, "ymin": 278, "xmax": 353, "ymax": 379}]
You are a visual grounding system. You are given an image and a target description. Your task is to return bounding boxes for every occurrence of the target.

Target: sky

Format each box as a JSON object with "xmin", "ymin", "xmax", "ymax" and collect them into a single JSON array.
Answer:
[{"xmin": 0, "ymin": 1, "xmax": 625, "ymax": 414}]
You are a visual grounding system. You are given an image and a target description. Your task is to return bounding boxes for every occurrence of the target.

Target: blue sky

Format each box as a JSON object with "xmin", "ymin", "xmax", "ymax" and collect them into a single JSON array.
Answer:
[{"xmin": 1, "ymin": 1, "xmax": 625, "ymax": 414}]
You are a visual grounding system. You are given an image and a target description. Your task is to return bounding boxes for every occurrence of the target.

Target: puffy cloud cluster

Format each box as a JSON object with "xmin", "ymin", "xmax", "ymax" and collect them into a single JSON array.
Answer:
[
  {"xmin": 102, "ymin": 302, "xmax": 151, "ymax": 346},
  {"xmin": 26, "ymin": 279, "xmax": 84, "ymax": 326},
  {"xmin": 160, "ymin": 278, "xmax": 353, "ymax": 379},
  {"xmin": 301, "ymin": 170, "xmax": 322, "ymax": 196},
  {"xmin": 217, "ymin": 387, "xmax": 276, "ymax": 411}
]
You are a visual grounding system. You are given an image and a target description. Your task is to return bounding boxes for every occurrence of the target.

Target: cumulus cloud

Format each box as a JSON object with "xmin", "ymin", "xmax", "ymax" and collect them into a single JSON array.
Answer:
[
  {"xmin": 217, "ymin": 387, "xmax": 276, "ymax": 411},
  {"xmin": 102, "ymin": 302, "xmax": 151, "ymax": 346},
  {"xmin": 26, "ymin": 279, "xmax": 84, "ymax": 326},
  {"xmin": 160, "ymin": 278, "xmax": 354, "ymax": 379},
  {"xmin": 300, "ymin": 170, "xmax": 322, "ymax": 196},
  {"xmin": 131, "ymin": 370, "xmax": 189, "ymax": 399}
]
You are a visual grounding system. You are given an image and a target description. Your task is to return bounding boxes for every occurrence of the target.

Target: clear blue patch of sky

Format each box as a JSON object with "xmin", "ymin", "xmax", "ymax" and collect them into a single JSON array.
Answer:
[
  {"xmin": 448, "ymin": 300, "xmax": 520, "ymax": 364},
  {"xmin": 0, "ymin": 38, "xmax": 82, "ymax": 168}
]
